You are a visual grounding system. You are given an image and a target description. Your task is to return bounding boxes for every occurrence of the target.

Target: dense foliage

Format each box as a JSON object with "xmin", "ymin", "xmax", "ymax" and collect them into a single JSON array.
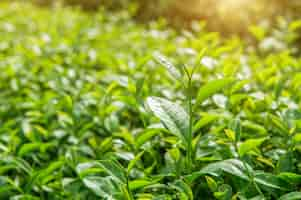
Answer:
[{"xmin": 1, "ymin": 2, "xmax": 301, "ymax": 200}]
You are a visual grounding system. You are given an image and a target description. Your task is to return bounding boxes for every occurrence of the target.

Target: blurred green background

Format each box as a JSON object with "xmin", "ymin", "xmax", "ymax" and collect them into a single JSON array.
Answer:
[{"xmin": 29, "ymin": 0, "xmax": 301, "ymax": 35}]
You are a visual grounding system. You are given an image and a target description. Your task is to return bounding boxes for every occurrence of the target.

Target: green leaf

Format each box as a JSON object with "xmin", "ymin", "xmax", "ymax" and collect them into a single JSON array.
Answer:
[
  {"xmin": 18, "ymin": 142, "xmax": 56, "ymax": 157},
  {"xmin": 193, "ymin": 114, "xmax": 218, "ymax": 133},
  {"xmin": 279, "ymin": 192, "xmax": 301, "ymax": 200},
  {"xmin": 268, "ymin": 114, "xmax": 289, "ymax": 135},
  {"xmin": 136, "ymin": 129, "xmax": 161, "ymax": 148},
  {"xmin": 1, "ymin": 156, "xmax": 32, "ymax": 175},
  {"xmin": 82, "ymin": 176, "xmax": 122, "ymax": 198},
  {"xmin": 18, "ymin": 143, "xmax": 42, "ymax": 157},
  {"xmin": 254, "ymin": 172, "xmax": 288, "ymax": 191},
  {"xmin": 278, "ymin": 173, "xmax": 301, "ymax": 185},
  {"xmin": 242, "ymin": 121, "xmax": 267, "ymax": 135},
  {"xmin": 229, "ymin": 118, "xmax": 241, "ymax": 142},
  {"xmin": 153, "ymin": 52, "xmax": 182, "ymax": 80},
  {"xmin": 184, "ymin": 171, "xmax": 208, "ymax": 184},
  {"xmin": 170, "ymin": 180, "xmax": 193, "ymax": 200},
  {"xmin": 98, "ymin": 160, "xmax": 127, "ymax": 184},
  {"xmin": 37, "ymin": 160, "xmax": 65, "ymax": 184},
  {"xmin": 214, "ymin": 184, "xmax": 232, "ymax": 200},
  {"xmin": 129, "ymin": 179, "xmax": 154, "ymax": 190},
  {"xmin": 196, "ymin": 78, "xmax": 234, "ymax": 105},
  {"xmin": 205, "ymin": 176, "xmax": 218, "ymax": 192},
  {"xmin": 146, "ymin": 97, "xmax": 189, "ymax": 146},
  {"xmin": 127, "ymin": 151, "xmax": 144, "ymax": 173},
  {"xmin": 224, "ymin": 129, "xmax": 236, "ymax": 142},
  {"xmin": 199, "ymin": 159, "xmax": 250, "ymax": 181},
  {"xmin": 238, "ymin": 137, "xmax": 267, "ymax": 156},
  {"xmin": 78, "ymin": 160, "xmax": 127, "ymax": 185},
  {"xmin": 276, "ymin": 152, "xmax": 294, "ymax": 173}
]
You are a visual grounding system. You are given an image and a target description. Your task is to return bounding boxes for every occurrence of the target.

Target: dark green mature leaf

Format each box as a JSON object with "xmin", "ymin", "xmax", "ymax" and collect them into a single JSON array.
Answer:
[
  {"xmin": 254, "ymin": 172, "xmax": 289, "ymax": 191},
  {"xmin": 98, "ymin": 160, "xmax": 127, "ymax": 184},
  {"xmin": 184, "ymin": 171, "xmax": 208, "ymax": 184},
  {"xmin": 276, "ymin": 152, "xmax": 294, "ymax": 173},
  {"xmin": 170, "ymin": 180, "xmax": 193, "ymax": 200},
  {"xmin": 0, "ymin": 156, "xmax": 32, "ymax": 175},
  {"xmin": 278, "ymin": 173, "xmax": 301, "ymax": 185},
  {"xmin": 199, "ymin": 159, "xmax": 250, "ymax": 181},
  {"xmin": 77, "ymin": 160, "xmax": 127, "ymax": 184},
  {"xmin": 146, "ymin": 97, "xmax": 189, "ymax": 145},
  {"xmin": 83, "ymin": 176, "xmax": 122, "ymax": 198}
]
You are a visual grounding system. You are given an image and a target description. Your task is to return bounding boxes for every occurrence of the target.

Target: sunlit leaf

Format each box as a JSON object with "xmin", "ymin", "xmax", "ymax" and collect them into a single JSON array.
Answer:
[{"xmin": 146, "ymin": 97, "xmax": 189, "ymax": 145}]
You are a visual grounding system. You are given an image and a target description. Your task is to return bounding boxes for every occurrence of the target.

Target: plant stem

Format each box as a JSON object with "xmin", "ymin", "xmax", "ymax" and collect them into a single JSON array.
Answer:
[
  {"xmin": 182, "ymin": 65, "xmax": 194, "ymax": 174},
  {"xmin": 187, "ymin": 74, "xmax": 193, "ymax": 173},
  {"xmin": 126, "ymin": 174, "xmax": 134, "ymax": 200}
]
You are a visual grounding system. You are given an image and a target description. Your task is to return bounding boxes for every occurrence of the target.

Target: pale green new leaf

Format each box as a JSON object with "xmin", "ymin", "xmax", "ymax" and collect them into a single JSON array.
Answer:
[
  {"xmin": 127, "ymin": 151, "xmax": 144, "ymax": 173},
  {"xmin": 129, "ymin": 179, "xmax": 159, "ymax": 190},
  {"xmin": 238, "ymin": 137, "xmax": 267, "ymax": 156},
  {"xmin": 279, "ymin": 192, "xmax": 301, "ymax": 200},
  {"xmin": 136, "ymin": 129, "xmax": 161, "ymax": 148},
  {"xmin": 153, "ymin": 52, "xmax": 182, "ymax": 80},
  {"xmin": 196, "ymin": 78, "xmax": 234, "ymax": 105}
]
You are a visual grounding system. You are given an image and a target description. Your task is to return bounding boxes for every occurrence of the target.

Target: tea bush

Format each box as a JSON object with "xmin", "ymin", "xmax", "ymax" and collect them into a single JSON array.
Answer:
[{"xmin": 0, "ymin": 2, "xmax": 301, "ymax": 200}]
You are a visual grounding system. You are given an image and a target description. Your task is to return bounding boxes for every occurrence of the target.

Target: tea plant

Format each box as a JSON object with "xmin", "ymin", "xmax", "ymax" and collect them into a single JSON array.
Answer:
[{"xmin": 0, "ymin": 2, "xmax": 301, "ymax": 200}]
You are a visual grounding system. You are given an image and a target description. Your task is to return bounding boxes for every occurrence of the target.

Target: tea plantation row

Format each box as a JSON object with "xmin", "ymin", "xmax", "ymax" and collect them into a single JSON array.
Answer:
[{"xmin": 0, "ymin": 2, "xmax": 301, "ymax": 200}]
